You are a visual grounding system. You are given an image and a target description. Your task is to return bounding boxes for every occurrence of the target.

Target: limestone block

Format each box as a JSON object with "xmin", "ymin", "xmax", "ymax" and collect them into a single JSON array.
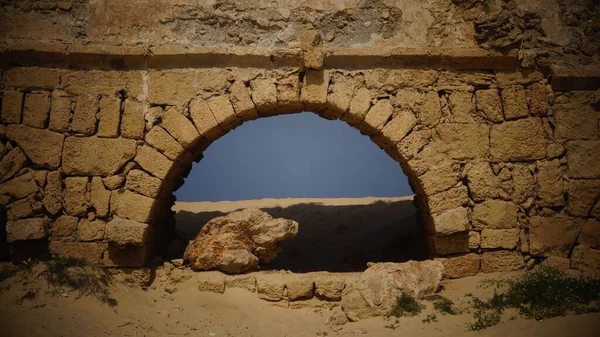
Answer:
[
  {"xmin": 22, "ymin": 92, "xmax": 50, "ymax": 128},
  {"xmin": 276, "ymin": 74, "xmax": 302, "ymax": 115},
  {"xmin": 48, "ymin": 93, "xmax": 72, "ymax": 132},
  {"xmin": 62, "ymin": 137, "xmax": 137, "ymax": 176},
  {"xmin": 396, "ymin": 129, "xmax": 432, "ymax": 161},
  {"xmin": 416, "ymin": 91, "xmax": 442, "ymax": 126},
  {"xmin": 0, "ymin": 147, "xmax": 26, "ymax": 183},
  {"xmin": 301, "ymin": 70, "xmax": 330, "ymax": 112},
  {"xmin": 121, "ymin": 100, "xmax": 145, "ymax": 139},
  {"xmin": 6, "ymin": 218, "xmax": 47, "ymax": 242},
  {"xmin": 554, "ymin": 104, "xmax": 598, "ymax": 140},
  {"xmin": 77, "ymin": 219, "xmax": 106, "ymax": 241},
  {"xmin": 431, "ymin": 232, "xmax": 470, "ymax": 255},
  {"xmin": 438, "ymin": 253, "xmax": 480, "ymax": 279},
  {"xmin": 105, "ymin": 217, "xmax": 150, "ymax": 246},
  {"xmin": 571, "ymin": 245, "xmax": 600, "ymax": 274},
  {"xmin": 103, "ymin": 245, "xmax": 150, "ymax": 267},
  {"xmin": 97, "ymin": 96, "xmax": 120, "ymax": 137},
  {"xmin": 436, "ymin": 123, "xmax": 489, "ymax": 160},
  {"xmin": 490, "ymin": 118, "xmax": 547, "ymax": 161},
  {"xmin": 361, "ymin": 99, "xmax": 393, "ymax": 135},
  {"xmin": 71, "ymin": 95, "xmax": 98, "ymax": 135},
  {"xmin": 429, "ymin": 207, "xmax": 469, "ymax": 235},
  {"xmin": 481, "ymin": 250, "xmax": 524, "ymax": 273},
  {"xmin": 448, "ymin": 91, "xmax": 475, "ymax": 123},
  {"xmin": 342, "ymin": 87, "xmax": 372, "ymax": 125},
  {"xmin": 472, "ymin": 200, "xmax": 519, "ymax": 230},
  {"xmin": 465, "ymin": 160, "xmax": 500, "ymax": 202},
  {"xmin": 62, "ymin": 70, "xmax": 142, "ymax": 98},
  {"xmin": 49, "ymin": 241, "xmax": 107, "ymax": 264},
  {"xmin": 51, "ymin": 215, "xmax": 78, "ymax": 237},
  {"xmin": 326, "ymin": 74, "xmax": 357, "ymax": 119},
  {"xmin": 7, "ymin": 196, "xmax": 42, "ymax": 220},
  {"xmin": 43, "ymin": 171, "xmax": 62, "ymax": 215},
  {"xmin": 90, "ymin": 177, "xmax": 110, "ymax": 217},
  {"xmin": 197, "ymin": 272, "xmax": 226, "ymax": 293},
  {"xmin": 480, "ymin": 229, "xmax": 520, "ymax": 249},
  {"xmin": 419, "ymin": 162, "xmax": 460, "ymax": 195},
  {"xmin": 6, "ymin": 124, "xmax": 64, "ymax": 169},
  {"xmin": 103, "ymin": 175, "xmax": 125, "ymax": 190},
  {"xmin": 126, "ymin": 169, "xmax": 162, "ymax": 198},
  {"xmin": 301, "ymin": 28, "xmax": 323, "ymax": 69},
  {"xmin": 475, "ymin": 89, "xmax": 503, "ymax": 122},
  {"xmin": 528, "ymin": 83, "xmax": 549, "ymax": 116},
  {"xmin": 314, "ymin": 274, "xmax": 346, "ymax": 301},
  {"xmin": 469, "ymin": 231, "xmax": 481, "ymax": 249},
  {"xmin": 196, "ymin": 68, "xmax": 231, "ymax": 93},
  {"xmin": 539, "ymin": 256, "xmax": 571, "ymax": 270},
  {"xmin": 110, "ymin": 190, "xmax": 155, "ymax": 223},
  {"xmin": 427, "ymin": 185, "xmax": 469, "ymax": 214},
  {"xmin": 579, "ymin": 219, "xmax": 600, "ymax": 249},
  {"xmin": 511, "ymin": 165, "xmax": 535, "ymax": 204},
  {"xmin": 189, "ymin": 97, "xmax": 224, "ymax": 141},
  {"xmin": 4, "ymin": 67, "xmax": 59, "ymax": 89},
  {"xmin": 0, "ymin": 90, "xmax": 23, "ymax": 124},
  {"xmin": 529, "ymin": 216, "xmax": 583, "ymax": 258},
  {"xmin": 207, "ymin": 95, "xmax": 240, "ymax": 130},
  {"xmin": 225, "ymin": 274, "xmax": 256, "ymax": 292},
  {"xmin": 147, "ymin": 70, "xmax": 196, "ymax": 105},
  {"xmin": 501, "ymin": 86, "xmax": 529, "ymax": 120},
  {"xmin": 0, "ymin": 172, "xmax": 38, "ymax": 200},
  {"xmin": 256, "ymin": 273, "xmax": 286, "ymax": 301},
  {"xmin": 109, "ymin": 267, "xmax": 152, "ymax": 286},
  {"xmin": 286, "ymin": 274, "xmax": 315, "ymax": 301},
  {"xmin": 145, "ymin": 126, "xmax": 184, "ymax": 161},
  {"xmin": 537, "ymin": 159, "xmax": 564, "ymax": 207},
  {"xmin": 566, "ymin": 140, "xmax": 600, "ymax": 178},
  {"xmin": 64, "ymin": 176, "xmax": 89, "ymax": 217},
  {"xmin": 379, "ymin": 108, "xmax": 416, "ymax": 147},
  {"xmin": 229, "ymin": 80, "xmax": 258, "ymax": 121},
  {"xmin": 566, "ymin": 179, "xmax": 600, "ymax": 217},
  {"xmin": 160, "ymin": 106, "xmax": 199, "ymax": 149},
  {"xmin": 134, "ymin": 145, "xmax": 172, "ymax": 179},
  {"xmin": 250, "ymin": 78, "xmax": 278, "ymax": 114}
]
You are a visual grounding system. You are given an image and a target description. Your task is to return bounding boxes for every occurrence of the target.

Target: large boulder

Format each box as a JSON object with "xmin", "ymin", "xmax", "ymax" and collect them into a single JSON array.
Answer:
[
  {"xmin": 183, "ymin": 208, "xmax": 299, "ymax": 274},
  {"xmin": 340, "ymin": 260, "xmax": 444, "ymax": 321}
]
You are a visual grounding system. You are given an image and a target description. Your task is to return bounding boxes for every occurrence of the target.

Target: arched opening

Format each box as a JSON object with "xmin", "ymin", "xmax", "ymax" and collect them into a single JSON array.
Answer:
[{"xmin": 159, "ymin": 110, "xmax": 430, "ymax": 272}]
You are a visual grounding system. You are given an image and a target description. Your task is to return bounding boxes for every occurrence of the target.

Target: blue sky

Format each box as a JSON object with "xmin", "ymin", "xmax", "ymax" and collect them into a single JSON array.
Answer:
[{"xmin": 175, "ymin": 112, "xmax": 412, "ymax": 202}]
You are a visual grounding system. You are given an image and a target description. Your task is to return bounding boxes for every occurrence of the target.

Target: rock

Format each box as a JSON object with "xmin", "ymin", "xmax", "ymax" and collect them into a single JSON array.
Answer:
[
  {"xmin": 472, "ymin": 200, "xmax": 519, "ymax": 230},
  {"xmin": 490, "ymin": 118, "xmax": 547, "ymax": 161},
  {"xmin": 6, "ymin": 218, "xmax": 47, "ymax": 242},
  {"xmin": 315, "ymin": 274, "xmax": 349, "ymax": 301},
  {"xmin": 325, "ymin": 307, "xmax": 349, "ymax": 326},
  {"xmin": 184, "ymin": 208, "xmax": 298, "ymax": 273},
  {"xmin": 481, "ymin": 250, "xmax": 524, "ymax": 273},
  {"xmin": 256, "ymin": 273, "xmax": 286, "ymax": 301},
  {"xmin": 225, "ymin": 274, "xmax": 256, "ymax": 292},
  {"xmin": 171, "ymin": 258, "xmax": 184, "ymax": 267},
  {"xmin": 197, "ymin": 271, "xmax": 226, "ymax": 293},
  {"xmin": 286, "ymin": 274, "xmax": 315, "ymax": 300},
  {"xmin": 0, "ymin": 148, "xmax": 27, "ymax": 183},
  {"xmin": 529, "ymin": 216, "xmax": 583, "ymax": 258},
  {"xmin": 571, "ymin": 245, "xmax": 600, "ymax": 274},
  {"xmin": 578, "ymin": 219, "xmax": 600, "ymax": 249},
  {"xmin": 340, "ymin": 260, "xmax": 443, "ymax": 321},
  {"xmin": 62, "ymin": 137, "xmax": 137, "ymax": 176},
  {"xmin": 438, "ymin": 253, "xmax": 480, "ymax": 279},
  {"xmin": 105, "ymin": 217, "xmax": 151, "ymax": 246},
  {"xmin": 5, "ymin": 125, "xmax": 64, "ymax": 169},
  {"xmin": 51, "ymin": 215, "xmax": 79, "ymax": 237}
]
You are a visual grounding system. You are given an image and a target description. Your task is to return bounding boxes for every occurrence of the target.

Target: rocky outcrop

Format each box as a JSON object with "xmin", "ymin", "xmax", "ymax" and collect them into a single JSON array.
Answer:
[
  {"xmin": 184, "ymin": 208, "xmax": 299, "ymax": 274},
  {"xmin": 340, "ymin": 260, "xmax": 444, "ymax": 321}
]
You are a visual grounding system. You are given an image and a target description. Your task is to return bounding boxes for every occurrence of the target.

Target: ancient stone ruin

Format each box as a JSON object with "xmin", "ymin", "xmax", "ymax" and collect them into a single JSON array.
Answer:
[{"xmin": 0, "ymin": 0, "xmax": 599, "ymax": 280}]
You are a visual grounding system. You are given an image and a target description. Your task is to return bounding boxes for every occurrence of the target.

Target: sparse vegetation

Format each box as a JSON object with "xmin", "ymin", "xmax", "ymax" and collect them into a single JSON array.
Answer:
[
  {"xmin": 466, "ymin": 266, "xmax": 600, "ymax": 331},
  {"xmin": 384, "ymin": 319, "xmax": 400, "ymax": 330},
  {"xmin": 425, "ymin": 294, "xmax": 458, "ymax": 315},
  {"xmin": 422, "ymin": 314, "xmax": 438, "ymax": 323},
  {"xmin": 390, "ymin": 293, "xmax": 425, "ymax": 318}
]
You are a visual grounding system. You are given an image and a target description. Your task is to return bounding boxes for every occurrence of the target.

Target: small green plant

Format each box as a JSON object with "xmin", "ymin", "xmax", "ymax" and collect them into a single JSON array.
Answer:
[
  {"xmin": 389, "ymin": 293, "xmax": 424, "ymax": 318},
  {"xmin": 467, "ymin": 308, "xmax": 502, "ymax": 331},
  {"xmin": 16, "ymin": 290, "xmax": 37, "ymax": 305},
  {"xmin": 422, "ymin": 314, "xmax": 438, "ymax": 323},
  {"xmin": 384, "ymin": 319, "xmax": 400, "ymax": 330},
  {"xmin": 432, "ymin": 296, "xmax": 457, "ymax": 315}
]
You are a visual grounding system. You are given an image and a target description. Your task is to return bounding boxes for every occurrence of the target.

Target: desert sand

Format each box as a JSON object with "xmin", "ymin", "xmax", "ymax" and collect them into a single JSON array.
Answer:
[{"xmin": 1, "ymin": 197, "xmax": 600, "ymax": 337}]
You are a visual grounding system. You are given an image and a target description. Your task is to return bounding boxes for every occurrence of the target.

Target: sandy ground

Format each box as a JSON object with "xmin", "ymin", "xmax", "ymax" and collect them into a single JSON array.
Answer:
[{"xmin": 1, "ymin": 197, "xmax": 600, "ymax": 336}]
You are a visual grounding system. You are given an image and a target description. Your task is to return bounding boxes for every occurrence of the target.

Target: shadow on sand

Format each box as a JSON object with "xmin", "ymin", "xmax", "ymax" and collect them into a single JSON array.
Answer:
[{"xmin": 175, "ymin": 199, "xmax": 429, "ymax": 272}]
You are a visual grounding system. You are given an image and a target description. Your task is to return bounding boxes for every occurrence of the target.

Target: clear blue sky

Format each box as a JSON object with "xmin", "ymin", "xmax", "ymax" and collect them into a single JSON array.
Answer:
[{"xmin": 175, "ymin": 112, "xmax": 413, "ymax": 202}]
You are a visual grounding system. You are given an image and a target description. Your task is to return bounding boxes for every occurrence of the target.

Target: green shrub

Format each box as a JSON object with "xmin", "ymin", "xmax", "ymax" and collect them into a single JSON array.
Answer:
[
  {"xmin": 467, "ymin": 308, "xmax": 502, "ymax": 331},
  {"xmin": 390, "ymin": 293, "xmax": 424, "ymax": 318}
]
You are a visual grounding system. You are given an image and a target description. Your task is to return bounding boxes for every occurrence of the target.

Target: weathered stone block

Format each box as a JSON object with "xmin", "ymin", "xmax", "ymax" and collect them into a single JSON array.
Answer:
[
  {"xmin": 0, "ymin": 173, "xmax": 39, "ymax": 200},
  {"xmin": 566, "ymin": 179, "xmax": 600, "ymax": 217},
  {"xmin": 537, "ymin": 159, "xmax": 564, "ymax": 207},
  {"xmin": 361, "ymin": 99, "xmax": 393, "ymax": 135},
  {"xmin": 380, "ymin": 109, "xmax": 417, "ymax": 146},
  {"xmin": 342, "ymin": 87, "xmax": 371, "ymax": 125},
  {"xmin": 256, "ymin": 273, "xmax": 286, "ymax": 301},
  {"xmin": 224, "ymin": 274, "xmax": 256, "ymax": 292},
  {"xmin": 286, "ymin": 275, "xmax": 315, "ymax": 301},
  {"xmin": 301, "ymin": 28, "xmax": 323, "ymax": 69},
  {"xmin": 62, "ymin": 137, "xmax": 137, "ymax": 176},
  {"xmin": 126, "ymin": 169, "xmax": 162, "ymax": 198},
  {"xmin": 110, "ymin": 190, "xmax": 155, "ymax": 223},
  {"xmin": 250, "ymin": 78, "xmax": 278, "ymax": 114},
  {"xmin": 4, "ymin": 67, "xmax": 59, "ymax": 89},
  {"xmin": 490, "ymin": 118, "xmax": 547, "ymax": 161},
  {"xmin": 501, "ymin": 86, "xmax": 529, "ymax": 120},
  {"xmin": 64, "ymin": 176, "xmax": 89, "ymax": 217},
  {"xmin": 51, "ymin": 215, "xmax": 78, "ymax": 237},
  {"xmin": 0, "ymin": 90, "xmax": 23, "ymax": 124},
  {"xmin": 6, "ymin": 218, "xmax": 47, "ymax": 242},
  {"xmin": 419, "ymin": 162, "xmax": 460, "ymax": 195},
  {"xmin": 529, "ymin": 216, "xmax": 583, "ymax": 258},
  {"xmin": 539, "ymin": 256, "xmax": 571, "ymax": 270},
  {"xmin": 472, "ymin": 200, "xmax": 519, "ymax": 230},
  {"xmin": 302, "ymin": 70, "xmax": 330, "ymax": 112},
  {"xmin": 480, "ymin": 229, "xmax": 520, "ymax": 249},
  {"xmin": 121, "ymin": 100, "xmax": 145, "ymax": 140},
  {"xmin": 103, "ymin": 244, "xmax": 150, "ymax": 267},
  {"xmin": 475, "ymin": 89, "xmax": 503, "ymax": 122},
  {"xmin": 396, "ymin": 129, "xmax": 432, "ymax": 161},
  {"xmin": 481, "ymin": 250, "xmax": 524, "ymax": 273},
  {"xmin": 554, "ymin": 104, "xmax": 598, "ymax": 140},
  {"xmin": 437, "ymin": 123, "xmax": 489, "ymax": 160},
  {"xmin": 511, "ymin": 165, "xmax": 535, "ymax": 204},
  {"xmin": 49, "ymin": 241, "xmax": 107, "ymax": 264},
  {"xmin": 469, "ymin": 231, "xmax": 481, "ymax": 249},
  {"xmin": 48, "ymin": 93, "xmax": 72, "ymax": 132},
  {"xmin": 71, "ymin": 95, "xmax": 97, "ymax": 135},
  {"xmin": 579, "ymin": 219, "xmax": 600, "ymax": 249},
  {"xmin": 62, "ymin": 70, "xmax": 142, "ymax": 98},
  {"xmin": 0, "ymin": 148, "xmax": 26, "ymax": 183},
  {"xmin": 528, "ymin": 83, "xmax": 549, "ymax": 116},
  {"xmin": 97, "ymin": 96, "xmax": 120, "ymax": 137},
  {"xmin": 427, "ymin": 185, "xmax": 469, "ymax": 214},
  {"xmin": 145, "ymin": 126, "xmax": 184, "ymax": 161},
  {"xmin": 207, "ymin": 95, "xmax": 240, "ymax": 130},
  {"xmin": 22, "ymin": 92, "xmax": 50, "ymax": 128},
  {"xmin": 326, "ymin": 74, "xmax": 357, "ymax": 119},
  {"xmin": 429, "ymin": 207, "xmax": 469, "ymax": 235},
  {"xmin": 448, "ymin": 91, "xmax": 475, "ymax": 123},
  {"xmin": 6, "ymin": 124, "xmax": 64, "ymax": 169},
  {"xmin": 148, "ymin": 70, "xmax": 196, "ymax": 105},
  {"xmin": 160, "ymin": 106, "xmax": 199, "ymax": 149},
  {"xmin": 105, "ymin": 217, "xmax": 150, "ymax": 246},
  {"xmin": 566, "ymin": 140, "xmax": 600, "ymax": 178},
  {"xmin": 438, "ymin": 253, "xmax": 480, "ymax": 279},
  {"xmin": 431, "ymin": 232, "xmax": 470, "ymax": 256},
  {"xmin": 103, "ymin": 175, "xmax": 125, "ymax": 190},
  {"xmin": 7, "ymin": 196, "xmax": 42, "ymax": 220},
  {"xmin": 43, "ymin": 171, "xmax": 62, "ymax": 215},
  {"xmin": 77, "ymin": 219, "xmax": 106, "ymax": 241},
  {"xmin": 90, "ymin": 177, "xmax": 110, "ymax": 217},
  {"xmin": 229, "ymin": 80, "xmax": 258, "ymax": 121},
  {"xmin": 197, "ymin": 272, "xmax": 226, "ymax": 293},
  {"xmin": 314, "ymin": 274, "xmax": 346, "ymax": 301},
  {"xmin": 276, "ymin": 74, "xmax": 302, "ymax": 115},
  {"xmin": 189, "ymin": 97, "xmax": 225, "ymax": 141},
  {"xmin": 465, "ymin": 161, "xmax": 500, "ymax": 202},
  {"xmin": 134, "ymin": 145, "xmax": 172, "ymax": 179},
  {"xmin": 571, "ymin": 245, "xmax": 600, "ymax": 274}
]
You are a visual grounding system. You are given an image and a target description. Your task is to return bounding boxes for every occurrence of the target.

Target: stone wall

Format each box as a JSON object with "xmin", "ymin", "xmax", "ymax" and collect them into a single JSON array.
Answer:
[{"xmin": 0, "ymin": 0, "xmax": 599, "ymax": 278}]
